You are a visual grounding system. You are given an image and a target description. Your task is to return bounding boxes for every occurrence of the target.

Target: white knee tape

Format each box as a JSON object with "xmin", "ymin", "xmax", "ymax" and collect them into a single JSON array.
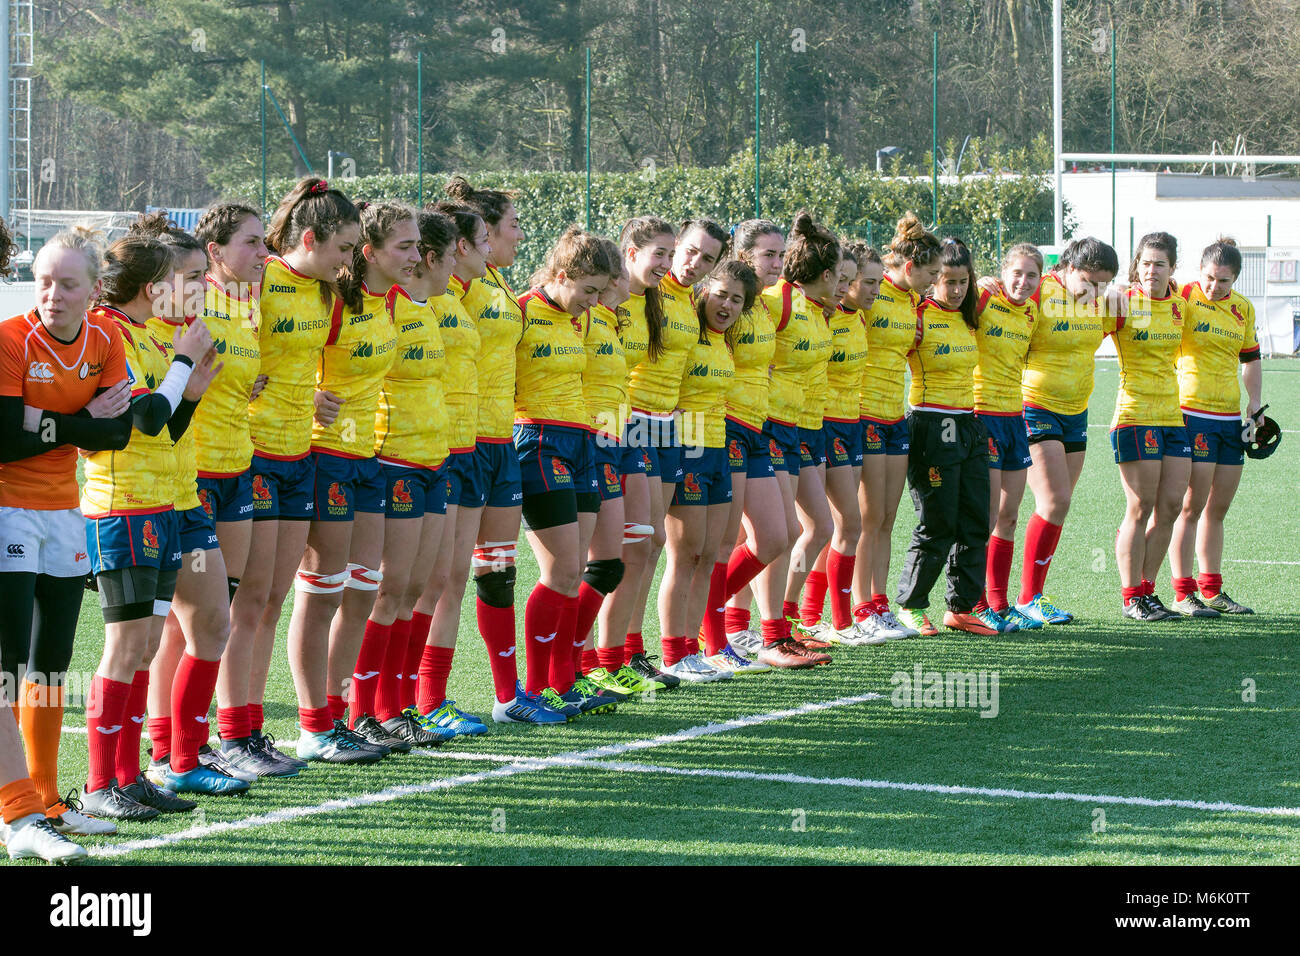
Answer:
[
  {"xmin": 295, "ymin": 568, "xmax": 349, "ymax": 595},
  {"xmin": 153, "ymin": 600, "xmax": 173, "ymax": 618},
  {"xmin": 472, "ymin": 540, "xmax": 518, "ymax": 569},
  {"xmin": 622, "ymin": 522, "xmax": 655, "ymax": 545},
  {"xmin": 344, "ymin": 563, "xmax": 383, "ymax": 591}
]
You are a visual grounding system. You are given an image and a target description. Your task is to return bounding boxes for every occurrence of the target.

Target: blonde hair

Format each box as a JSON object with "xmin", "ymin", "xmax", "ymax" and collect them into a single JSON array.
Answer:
[{"xmin": 37, "ymin": 225, "xmax": 104, "ymax": 282}]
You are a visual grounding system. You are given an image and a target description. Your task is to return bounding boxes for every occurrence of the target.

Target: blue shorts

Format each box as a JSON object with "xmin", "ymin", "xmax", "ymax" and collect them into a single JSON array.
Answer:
[
  {"xmin": 196, "ymin": 471, "xmax": 254, "ymax": 524},
  {"xmin": 861, "ymin": 417, "xmax": 909, "ymax": 457},
  {"xmin": 798, "ymin": 426, "xmax": 827, "ymax": 469},
  {"xmin": 764, "ymin": 420, "xmax": 801, "ymax": 475},
  {"xmin": 443, "ymin": 450, "xmax": 482, "ymax": 510},
  {"xmin": 592, "ymin": 437, "xmax": 625, "ymax": 501},
  {"xmin": 1023, "ymin": 405, "xmax": 1089, "ymax": 451},
  {"xmin": 979, "ymin": 413, "xmax": 1032, "ymax": 471},
  {"xmin": 177, "ymin": 505, "xmax": 220, "ymax": 554},
  {"xmin": 725, "ymin": 419, "xmax": 775, "ymax": 479},
  {"xmin": 618, "ymin": 421, "xmax": 651, "ymax": 479},
  {"xmin": 515, "ymin": 422, "xmax": 598, "ymax": 499},
  {"xmin": 628, "ymin": 413, "xmax": 682, "ymax": 483},
  {"xmin": 86, "ymin": 509, "xmax": 182, "ymax": 575},
  {"xmin": 475, "ymin": 440, "xmax": 524, "ymax": 509},
  {"xmin": 673, "ymin": 447, "xmax": 733, "ymax": 507},
  {"xmin": 250, "ymin": 453, "xmax": 315, "ymax": 521},
  {"xmin": 313, "ymin": 453, "xmax": 386, "ymax": 521},
  {"xmin": 1110, "ymin": 424, "xmax": 1192, "ymax": 463},
  {"xmin": 383, "ymin": 462, "xmax": 448, "ymax": 519},
  {"xmin": 823, "ymin": 419, "xmax": 864, "ymax": 469},
  {"xmin": 1185, "ymin": 414, "xmax": 1246, "ymax": 467}
]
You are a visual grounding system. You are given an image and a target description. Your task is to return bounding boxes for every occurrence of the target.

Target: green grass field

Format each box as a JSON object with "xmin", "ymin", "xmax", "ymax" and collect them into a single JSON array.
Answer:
[{"xmin": 12, "ymin": 360, "xmax": 1300, "ymax": 866}]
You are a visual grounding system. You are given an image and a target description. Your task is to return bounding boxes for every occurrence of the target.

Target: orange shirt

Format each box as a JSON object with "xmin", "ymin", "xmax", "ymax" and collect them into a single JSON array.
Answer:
[{"xmin": 0, "ymin": 310, "xmax": 128, "ymax": 510}]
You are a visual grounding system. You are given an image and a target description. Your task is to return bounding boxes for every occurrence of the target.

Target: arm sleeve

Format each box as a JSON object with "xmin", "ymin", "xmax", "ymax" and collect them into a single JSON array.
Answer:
[
  {"xmin": 40, "ymin": 407, "xmax": 131, "ymax": 452},
  {"xmin": 166, "ymin": 398, "xmax": 199, "ymax": 443},
  {"xmin": 131, "ymin": 392, "xmax": 175, "ymax": 436},
  {"xmin": 0, "ymin": 394, "xmax": 64, "ymax": 462}
]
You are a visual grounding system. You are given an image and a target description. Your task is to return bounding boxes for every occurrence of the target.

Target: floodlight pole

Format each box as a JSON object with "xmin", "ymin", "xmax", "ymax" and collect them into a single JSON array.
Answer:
[{"xmin": 1052, "ymin": 0, "xmax": 1063, "ymax": 246}]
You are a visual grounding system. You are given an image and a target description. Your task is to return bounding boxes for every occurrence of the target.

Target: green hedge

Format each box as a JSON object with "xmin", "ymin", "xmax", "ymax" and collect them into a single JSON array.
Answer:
[{"xmin": 230, "ymin": 143, "xmax": 1063, "ymax": 280}]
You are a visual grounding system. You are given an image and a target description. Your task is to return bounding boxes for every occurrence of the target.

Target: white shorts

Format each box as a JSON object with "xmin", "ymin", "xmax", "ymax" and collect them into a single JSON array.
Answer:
[{"xmin": 0, "ymin": 506, "xmax": 90, "ymax": 577}]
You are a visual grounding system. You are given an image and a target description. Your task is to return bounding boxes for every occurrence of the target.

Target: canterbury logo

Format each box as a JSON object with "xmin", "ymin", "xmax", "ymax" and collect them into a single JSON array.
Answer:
[
  {"xmin": 498, "ymin": 647, "xmax": 516, "ymax": 658},
  {"xmin": 27, "ymin": 361, "xmax": 54, "ymax": 380},
  {"xmin": 271, "ymin": 317, "xmax": 295, "ymax": 333},
  {"xmin": 95, "ymin": 725, "xmax": 122, "ymax": 735},
  {"xmin": 6, "ymin": 544, "xmax": 23, "ymax": 556},
  {"xmin": 531, "ymin": 344, "xmax": 552, "ymax": 358}
]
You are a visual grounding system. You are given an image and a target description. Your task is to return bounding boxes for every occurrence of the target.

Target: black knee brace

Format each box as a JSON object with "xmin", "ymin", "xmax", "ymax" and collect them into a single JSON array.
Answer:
[
  {"xmin": 582, "ymin": 558, "xmax": 625, "ymax": 595},
  {"xmin": 475, "ymin": 567, "xmax": 516, "ymax": 608},
  {"xmin": 227, "ymin": 577, "xmax": 241, "ymax": 604}
]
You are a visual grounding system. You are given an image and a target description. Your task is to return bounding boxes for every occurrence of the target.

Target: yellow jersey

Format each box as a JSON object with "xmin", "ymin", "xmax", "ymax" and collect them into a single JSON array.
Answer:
[
  {"xmin": 515, "ymin": 288, "xmax": 588, "ymax": 428},
  {"xmin": 193, "ymin": 276, "xmax": 260, "ymax": 477},
  {"xmin": 765, "ymin": 279, "xmax": 830, "ymax": 427},
  {"xmin": 796, "ymin": 292, "xmax": 834, "ymax": 429},
  {"xmin": 908, "ymin": 299, "xmax": 979, "ymax": 412},
  {"xmin": 462, "ymin": 265, "xmax": 522, "ymax": 443},
  {"xmin": 1176, "ymin": 283, "xmax": 1260, "ymax": 418},
  {"xmin": 250, "ymin": 256, "xmax": 337, "ymax": 460},
  {"xmin": 725, "ymin": 299, "xmax": 776, "ymax": 432},
  {"xmin": 678, "ymin": 331, "xmax": 735, "ymax": 448},
  {"xmin": 627, "ymin": 276, "xmax": 698, "ymax": 417},
  {"xmin": 618, "ymin": 296, "xmax": 647, "ymax": 381},
  {"xmin": 146, "ymin": 315, "xmax": 199, "ymax": 512},
  {"xmin": 583, "ymin": 303, "xmax": 628, "ymax": 439},
  {"xmin": 861, "ymin": 276, "xmax": 919, "ymax": 423},
  {"xmin": 973, "ymin": 287, "xmax": 1035, "ymax": 415},
  {"xmin": 825, "ymin": 305, "xmax": 869, "ymax": 422},
  {"xmin": 312, "ymin": 283, "xmax": 398, "ymax": 458},
  {"xmin": 431, "ymin": 277, "xmax": 480, "ymax": 453},
  {"xmin": 1022, "ymin": 272, "xmax": 1113, "ymax": 416},
  {"xmin": 1110, "ymin": 288, "xmax": 1185, "ymax": 429},
  {"xmin": 375, "ymin": 284, "xmax": 449, "ymax": 469},
  {"xmin": 81, "ymin": 307, "xmax": 178, "ymax": 517}
]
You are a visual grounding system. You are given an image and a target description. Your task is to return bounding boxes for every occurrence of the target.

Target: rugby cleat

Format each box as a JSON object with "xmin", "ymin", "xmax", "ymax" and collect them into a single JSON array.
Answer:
[
  {"xmin": 943, "ymin": 611, "xmax": 1000, "ymax": 636},
  {"xmin": 976, "ymin": 606, "xmax": 1015, "ymax": 633},
  {"xmin": 727, "ymin": 629, "xmax": 762, "ymax": 655},
  {"xmin": 122, "ymin": 774, "xmax": 198, "ymax": 813},
  {"xmin": 197, "ymin": 744, "xmax": 260, "ymax": 783},
  {"xmin": 77, "ymin": 780, "xmax": 159, "ymax": 822},
  {"xmin": 707, "ymin": 644, "xmax": 772, "ymax": 674},
  {"xmin": 1201, "ymin": 590, "xmax": 1253, "ymax": 615},
  {"xmin": 757, "ymin": 638, "xmax": 829, "ymax": 669},
  {"xmin": 627, "ymin": 653, "xmax": 680, "ymax": 689},
  {"xmin": 382, "ymin": 711, "xmax": 447, "ymax": 747},
  {"xmin": 418, "ymin": 701, "xmax": 485, "ymax": 738},
  {"xmin": 580, "ymin": 668, "xmax": 633, "ymax": 701},
  {"xmin": 219, "ymin": 735, "xmax": 299, "ymax": 778},
  {"xmin": 296, "ymin": 722, "xmax": 387, "ymax": 764},
  {"xmin": 1000, "ymin": 606, "xmax": 1041, "ymax": 631},
  {"xmin": 1171, "ymin": 593, "xmax": 1220, "ymax": 618},
  {"xmin": 894, "ymin": 607, "xmax": 939, "ymax": 637},
  {"xmin": 47, "ymin": 790, "xmax": 117, "ymax": 836},
  {"xmin": 880, "ymin": 606, "xmax": 920, "ymax": 638},
  {"xmin": 1015, "ymin": 593, "xmax": 1074, "ymax": 625},
  {"xmin": 352, "ymin": 715, "xmax": 410, "ymax": 753},
  {"xmin": 662, "ymin": 653, "xmax": 729, "ymax": 683},
  {"xmin": 540, "ymin": 688, "xmax": 582, "ymax": 720},
  {"xmin": 562, "ymin": 677, "xmax": 620, "ymax": 715},
  {"xmin": 4, "ymin": 814, "xmax": 88, "ymax": 864},
  {"xmin": 250, "ymin": 731, "xmax": 309, "ymax": 774},
  {"xmin": 610, "ymin": 664, "xmax": 663, "ymax": 695},
  {"xmin": 161, "ymin": 763, "xmax": 252, "ymax": 796},
  {"xmin": 1122, "ymin": 595, "xmax": 1177, "ymax": 622},
  {"xmin": 492, "ymin": 682, "xmax": 570, "ymax": 725}
]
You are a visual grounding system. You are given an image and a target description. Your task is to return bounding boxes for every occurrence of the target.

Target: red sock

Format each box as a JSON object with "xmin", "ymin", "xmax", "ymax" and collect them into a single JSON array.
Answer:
[
  {"xmin": 872, "ymin": 593, "xmax": 889, "ymax": 615},
  {"xmin": 800, "ymin": 571, "xmax": 828, "ymax": 626},
  {"xmin": 723, "ymin": 606, "xmax": 751, "ymax": 634},
  {"xmin": 852, "ymin": 602, "xmax": 873, "ymax": 622},
  {"xmin": 701, "ymin": 562, "xmax": 729, "ymax": 656},
  {"xmin": 1197, "ymin": 572, "xmax": 1223, "ymax": 597},
  {"xmin": 724, "ymin": 544, "xmax": 767, "ymax": 602},
  {"xmin": 826, "ymin": 549, "xmax": 856, "ymax": 630},
  {"xmin": 1172, "ymin": 576, "xmax": 1198, "ymax": 601},
  {"xmin": 86, "ymin": 675, "xmax": 131, "ymax": 792},
  {"xmin": 348, "ymin": 619, "xmax": 391, "ymax": 726},
  {"xmin": 624, "ymin": 631, "xmax": 644, "ymax": 664},
  {"xmin": 374, "ymin": 617, "xmax": 410, "ymax": 722},
  {"xmin": 581, "ymin": 648, "xmax": 599, "ymax": 673},
  {"xmin": 299, "ymin": 706, "xmax": 333, "ymax": 734},
  {"xmin": 327, "ymin": 695, "xmax": 346, "ymax": 723},
  {"xmin": 549, "ymin": 595, "xmax": 579, "ymax": 694},
  {"xmin": 170, "ymin": 655, "xmax": 219, "ymax": 774},
  {"xmin": 1141, "ymin": 579, "xmax": 1155, "ymax": 597},
  {"xmin": 404, "ymin": 611, "xmax": 434, "ymax": 710},
  {"xmin": 1122, "ymin": 585, "xmax": 1143, "ymax": 607},
  {"xmin": 524, "ymin": 582, "xmax": 567, "ymax": 695},
  {"xmin": 597, "ymin": 646, "xmax": 624, "ymax": 673},
  {"xmin": 985, "ymin": 534, "xmax": 1015, "ymax": 611},
  {"xmin": 147, "ymin": 716, "xmax": 172, "ymax": 764},
  {"xmin": 114, "ymin": 671, "xmax": 150, "ymax": 787},
  {"xmin": 248, "ymin": 703, "xmax": 264, "ymax": 734},
  {"xmin": 685, "ymin": 636, "xmax": 701, "ymax": 657},
  {"xmin": 477, "ymin": 599, "xmax": 519, "ymax": 703},
  {"xmin": 1019, "ymin": 514, "xmax": 1063, "ymax": 603},
  {"xmin": 217, "ymin": 706, "xmax": 251, "ymax": 742},
  {"xmin": 416, "ymin": 644, "xmax": 454, "ymax": 715},
  {"xmin": 573, "ymin": 581, "xmax": 606, "ymax": 655},
  {"xmin": 782, "ymin": 600, "xmax": 800, "ymax": 623},
  {"xmin": 662, "ymin": 635, "xmax": 689, "ymax": 667},
  {"xmin": 760, "ymin": 619, "xmax": 785, "ymax": 647}
]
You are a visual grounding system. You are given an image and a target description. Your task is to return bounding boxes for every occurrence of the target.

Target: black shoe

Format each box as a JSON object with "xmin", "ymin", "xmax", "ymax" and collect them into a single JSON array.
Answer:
[
  {"xmin": 628, "ymin": 652, "xmax": 680, "ymax": 689},
  {"xmin": 197, "ymin": 744, "xmax": 260, "ymax": 783},
  {"xmin": 1201, "ymin": 590, "xmax": 1254, "ymax": 615},
  {"xmin": 79, "ymin": 780, "xmax": 160, "ymax": 821},
  {"xmin": 121, "ymin": 774, "xmax": 197, "ymax": 813},
  {"xmin": 251, "ymin": 730, "xmax": 309, "ymax": 772},
  {"xmin": 350, "ymin": 716, "xmax": 408, "ymax": 754},
  {"xmin": 1171, "ymin": 593, "xmax": 1221, "ymax": 618},
  {"xmin": 218, "ymin": 737, "xmax": 292, "ymax": 778},
  {"xmin": 1123, "ymin": 596, "xmax": 1172, "ymax": 622},
  {"xmin": 1144, "ymin": 593, "xmax": 1181, "ymax": 621},
  {"xmin": 381, "ymin": 713, "xmax": 443, "ymax": 748}
]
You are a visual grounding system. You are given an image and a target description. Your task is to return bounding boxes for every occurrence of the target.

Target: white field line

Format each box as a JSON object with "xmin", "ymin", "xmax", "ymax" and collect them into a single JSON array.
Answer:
[
  {"xmin": 586, "ymin": 761, "xmax": 1300, "ymax": 818},
  {"xmin": 1224, "ymin": 559, "xmax": 1300, "ymax": 566},
  {"xmin": 87, "ymin": 692, "xmax": 884, "ymax": 859}
]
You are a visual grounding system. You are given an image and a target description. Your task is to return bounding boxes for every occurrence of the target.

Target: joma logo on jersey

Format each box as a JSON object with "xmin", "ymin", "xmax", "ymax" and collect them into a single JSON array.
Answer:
[
  {"xmin": 400, "ymin": 320, "xmax": 422, "ymax": 333},
  {"xmin": 989, "ymin": 301, "xmax": 1011, "ymax": 315},
  {"xmin": 402, "ymin": 345, "xmax": 424, "ymax": 361},
  {"xmin": 271, "ymin": 317, "xmax": 295, "ymax": 334},
  {"xmin": 531, "ymin": 344, "xmax": 552, "ymax": 359},
  {"xmin": 348, "ymin": 312, "xmax": 375, "ymax": 326},
  {"xmin": 265, "ymin": 283, "xmax": 295, "ymax": 294}
]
